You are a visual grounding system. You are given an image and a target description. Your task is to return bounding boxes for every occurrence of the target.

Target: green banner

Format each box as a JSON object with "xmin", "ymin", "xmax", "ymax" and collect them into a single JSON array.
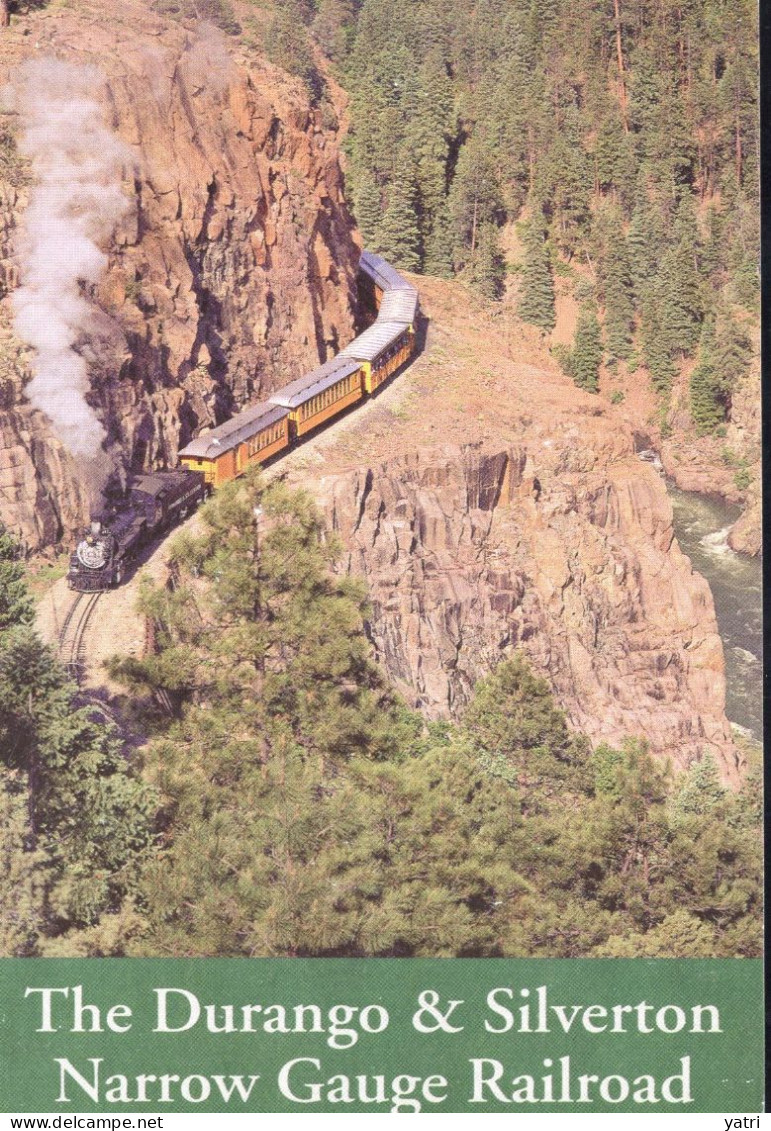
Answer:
[{"xmin": 0, "ymin": 959, "xmax": 762, "ymax": 1113}]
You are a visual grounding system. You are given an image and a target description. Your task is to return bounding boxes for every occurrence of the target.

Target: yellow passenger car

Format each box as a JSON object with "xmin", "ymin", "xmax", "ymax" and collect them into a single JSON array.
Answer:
[
  {"xmin": 178, "ymin": 401, "xmax": 291, "ymax": 488},
  {"xmin": 268, "ymin": 356, "xmax": 365, "ymax": 438},
  {"xmin": 340, "ymin": 320, "xmax": 414, "ymax": 393}
]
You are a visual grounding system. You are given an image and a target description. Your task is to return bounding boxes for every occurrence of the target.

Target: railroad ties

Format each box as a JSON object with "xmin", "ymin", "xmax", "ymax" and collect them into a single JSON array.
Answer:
[{"xmin": 58, "ymin": 590, "xmax": 101, "ymax": 686}]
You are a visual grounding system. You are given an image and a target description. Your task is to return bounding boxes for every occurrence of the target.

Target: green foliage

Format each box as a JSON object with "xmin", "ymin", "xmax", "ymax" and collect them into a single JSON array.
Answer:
[
  {"xmin": 0, "ymin": 530, "xmax": 154, "ymax": 952},
  {"xmin": 352, "ymin": 177, "xmax": 382, "ymax": 249},
  {"xmin": 469, "ymin": 221, "xmax": 505, "ymax": 300},
  {"xmin": 553, "ymin": 305, "xmax": 602, "ymax": 391},
  {"xmin": 448, "ymin": 135, "xmax": 504, "ymax": 270},
  {"xmin": 339, "ymin": 0, "xmax": 758, "ymax": 366},
  {"xmin": 114, "ymin": 477, "xmax": 534, "ymax": 956},
  {"xmin": 311, "ymin": 0, "xmax": 357, "ymax": 63},
  {"xmin": 109, "ymin": 499, "xmax": 762, "ymax": 961},
  {"xmin": 463, "ymin": 656, "xmax": 590, "ymax": 795},
  {"xmin": 0, "ymin": 527, "xmax": 34, "ymax": 631},
  {"xmin": 376, "ymin": 166, "xmax": 422, "ymax": 272},
  {"xmin": 592, "ymin": 202, "xmax": 634, "ymax": 361},
  {"xmin": 423, "ymin": 202, "xmax": 454, "ymax": 278},
  {"xmin": 690, "ymin": 305, "xmax": 751, "ymax": 433},
  {"xmin": 570, "ymin": 304, "xmax": 603, "ymax": 391},
  {"xmin": 641, "ymin": 290, "xmax": 677, "ymax": 395},
  {"xmin": 265, "ymin": 0, "xmax": 321, "ymax": 96}
]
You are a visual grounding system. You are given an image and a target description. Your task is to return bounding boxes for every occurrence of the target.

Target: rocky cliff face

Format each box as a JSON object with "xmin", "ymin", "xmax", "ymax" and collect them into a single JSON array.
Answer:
[
  {"xmin": 2, "ymin": 3, "xmax": 742, "ymax": 782},
  {"xmin": 316, "ymin": 445, "xmax": 737, "ymax": 783},
  {"xmin": 0, "ymin": 0, "xmax": 359, "ymax": 548},
  {"xmin": 288, "ymin": 277, "xmax": 740, "ymax": 783}
]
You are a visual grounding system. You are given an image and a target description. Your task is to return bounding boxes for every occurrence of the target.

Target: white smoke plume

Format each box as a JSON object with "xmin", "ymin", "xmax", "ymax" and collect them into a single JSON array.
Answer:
[{"xmin": 8, "ymin": 59, "xmax": 131, "ymax": 461}]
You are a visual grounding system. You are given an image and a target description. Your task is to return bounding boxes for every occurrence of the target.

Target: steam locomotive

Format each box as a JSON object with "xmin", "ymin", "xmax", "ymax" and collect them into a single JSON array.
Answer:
[{"xmin": 67, "ymin": 251, "xmax": 419, "ymax": 592}]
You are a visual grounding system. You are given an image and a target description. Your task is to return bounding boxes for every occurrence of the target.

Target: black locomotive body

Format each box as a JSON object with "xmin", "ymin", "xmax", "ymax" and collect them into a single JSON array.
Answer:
[{"xmin": 67, "ymin": 469, "xmax": 207, "ymax": 591}]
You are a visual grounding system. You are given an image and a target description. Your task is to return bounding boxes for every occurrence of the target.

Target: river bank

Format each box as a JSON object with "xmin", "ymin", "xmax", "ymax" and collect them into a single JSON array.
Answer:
[{"xmin": 669, "ymin": 486, "xmax": 762, "ymax": 744}]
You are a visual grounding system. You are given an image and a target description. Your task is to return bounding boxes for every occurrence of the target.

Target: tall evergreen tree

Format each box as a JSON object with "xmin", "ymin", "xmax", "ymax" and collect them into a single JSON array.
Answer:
[
  {"xmin": 571, "ymin": 304, "xmax": 603, "ymax": 392},
  {"xmin": 376, "ymin": 166, "xmax": 421, "ymax": 271},
  {"xmin": 448, "ymin": 134, "xmax": 503, "ymax": 269},
  {"xmin": 543, "ymin": 107, "xmax": 593, "ymax": 257},
  {"xmin": 353, "ymin": 177, "xmax": 382, "ymax": 249},
  {"xmin": 406, "ymin": 48, "xmax": 454, "ymax": 252},
  {"xmin": 690, "ymin": 302, "xmax": 751, "ymax": 432},
  {"xmin": 594, "ymin": 111, "xmax": 637, "ymax": 212},
  {"xmin": 423, "ymin": 200, "xmax": 454, "ymax": 278},
  {"xmin": 518, "ymin": 216, "xmax": 555, "ymax": 330},
  {"xmin": 658, "ymin": 194, "xmax": 704, "ymax": 354},
  {"xmin": 640, "ymin": 289, "xmax": 677, "ymax": 395},
  {"xmin": 592, "ymin": 203, "xmax": 634, "ymax": 362},
  {"xmin": 470, "ymin": 221, "xmax": 505, "ymax": 300},
  {"xmin": 689, "ymin": 317, "xmax": 722, "ymax": 433}
]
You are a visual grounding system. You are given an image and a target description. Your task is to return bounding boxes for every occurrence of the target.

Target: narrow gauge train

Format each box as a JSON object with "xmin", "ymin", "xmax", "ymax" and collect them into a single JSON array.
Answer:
[
  {"xmin": 177, "ymin": 251, "xmax": 419, "ymax": 488},
  {"xmin": 67, "ymin": 252, "xmax": 419, "ymax": 590}
]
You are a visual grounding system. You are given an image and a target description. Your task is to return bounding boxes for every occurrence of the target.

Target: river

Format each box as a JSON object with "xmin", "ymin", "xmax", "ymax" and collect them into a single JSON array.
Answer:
[{"xmin": 668, "ymin": 486, "xmax": 763, "ymax": 743}]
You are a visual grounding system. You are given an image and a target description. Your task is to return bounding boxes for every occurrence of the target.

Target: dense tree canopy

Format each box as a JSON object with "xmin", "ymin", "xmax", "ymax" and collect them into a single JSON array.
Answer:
[
  {"xmin": 102, "ymin": 475, "xmax": 761, "ymax": 958},
  {"xmin": 0, "ymin": 528, "xmax": 154, "ymax": 954},
  {"xmin": 332, "ymin": 0, "xmax": 757, "ymax": 419}
]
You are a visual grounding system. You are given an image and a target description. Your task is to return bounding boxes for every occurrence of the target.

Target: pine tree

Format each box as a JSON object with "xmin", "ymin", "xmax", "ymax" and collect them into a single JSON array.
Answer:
[
  {"xmin": 0, "ymin": 527, "xmax": 33, "ymax": 631},
  {"xmin": 462, "ymin": 656, "xmax": 589, "ymax": 793},
  {"xmin": 594, "ymin": 112, "xmax": 637, "ymax": 211},
  {"xmin": 470, "ymin": 221, "xmax": 505, "ymax": 300},
  {"xmin": 543, "ymin": 107, "xmax": 593, "ymax": 257},
  {"xmin": 406, "ymin": 48, "xmax": 454, "ymax": 250},
  {"xmin": 376, "ymin": 167, "xmax": 421, "ymax": 271},
  {"xmin": 689, "ymin": 318, "xmax": 722, "ymax": 433},
  {"xmin": 592, "ymin": 203, "xmax": 634, "ymax": 362},
  {"xmin": 689, "ymin": 302, "xmax": 750, "ymax": 433},
  {"xmin": 659, "ymin": 194, "xmax": 703, "ymax": 354},
  {"xmin": 518, "ymin": 217, "xmax": 555, "ymax": 331},
  {"xmin": 265, "ymin": 0, "xmax": 320, "ymax": 95},
  {"xmin": 641, "ymin": 290, "xmax": 677, "ymax": 395},
  {"xmin": 423, "ymin": 200, "xmax": 454, "ymax": 278},
  {"xmin": 669, "ymin": 753, "xmax": 726, "ymax": 820},
  {"xmin": 448, "ymin": 134, "xmax": 502, "ymax": 270},
  {"xmin": 353, "ymin": 177, "xmax": 382, "ymax": 249},
  {"xmin": 627, "ymin": 174, "xmax": 667, "ymax": 303},
  {"xmin": 117, "ymin": 476, "xmax": 534, "ymax": 958},
  {"xmin": 341, "ymin": 0, "xmax": 758, "ymax": 314},
  {"xmin": 484, "ymin": 17, "xmax": 538, "ymax": 210}
]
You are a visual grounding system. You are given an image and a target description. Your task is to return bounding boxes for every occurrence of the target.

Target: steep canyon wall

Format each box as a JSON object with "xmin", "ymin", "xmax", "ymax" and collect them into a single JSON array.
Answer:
[{"xmin": 0, "ymin": 0, "xmax": 359, "ymax": 548}]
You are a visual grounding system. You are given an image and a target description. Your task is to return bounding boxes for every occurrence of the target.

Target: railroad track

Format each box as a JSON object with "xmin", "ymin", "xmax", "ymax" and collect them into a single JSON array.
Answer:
[{"xmin": 58, "ymin": 591, "xmax": 101, "ymax": 685}]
